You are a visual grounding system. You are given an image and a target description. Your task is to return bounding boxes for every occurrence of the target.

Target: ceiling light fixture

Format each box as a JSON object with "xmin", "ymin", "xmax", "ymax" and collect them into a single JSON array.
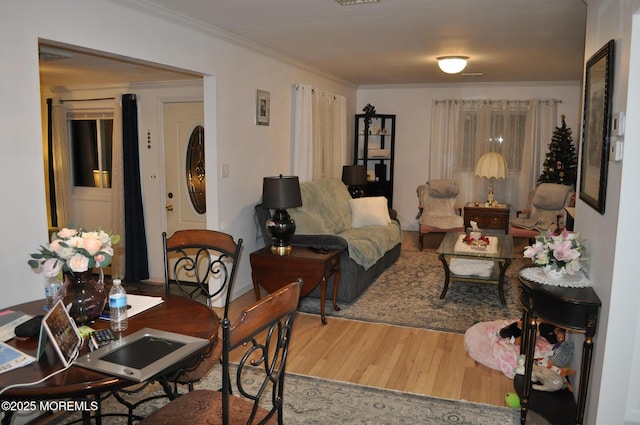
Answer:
[
  {"xmin": 437, "ymin": 56, "xmax": 469, "ymax": 74},
  {"xmin": 335, "ymin": 0, "xmax": 379, "ymax": 5}
]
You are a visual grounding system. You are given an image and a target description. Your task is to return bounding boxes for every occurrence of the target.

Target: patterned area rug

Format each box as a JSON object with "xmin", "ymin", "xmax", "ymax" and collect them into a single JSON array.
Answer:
[
  {"xmin": 55, "ymin": 366, "xmax": 519, "ymax": 425},
  {"xmin": 299, "ymin": 248, "xmax": 526, "ymax": 333}
]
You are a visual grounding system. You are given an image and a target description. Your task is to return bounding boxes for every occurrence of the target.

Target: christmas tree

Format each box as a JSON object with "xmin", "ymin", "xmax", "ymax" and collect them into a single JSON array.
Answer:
[{"xmin": 538, "ymin": 115, "xmax": 577, "ymax": 187}]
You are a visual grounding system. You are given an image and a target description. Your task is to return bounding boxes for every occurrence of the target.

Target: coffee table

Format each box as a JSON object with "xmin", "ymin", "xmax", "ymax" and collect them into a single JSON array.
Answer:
[{"xmin": 436, "ymin": 232, "xmax": 515, "ymax": 305}]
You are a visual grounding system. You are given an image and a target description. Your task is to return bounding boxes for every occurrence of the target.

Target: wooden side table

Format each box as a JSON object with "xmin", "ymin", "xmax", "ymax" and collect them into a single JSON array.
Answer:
[
  {"xmin": 250, "ymin": 246, "xmax": 341, "ymax": 325},
  {"xmin": 516, "ymin": 269, "xmax": 601, "ymax": 425},
  {"xmin": 463, "ymin": 202, "xmax": 511, "ymax": 234}
]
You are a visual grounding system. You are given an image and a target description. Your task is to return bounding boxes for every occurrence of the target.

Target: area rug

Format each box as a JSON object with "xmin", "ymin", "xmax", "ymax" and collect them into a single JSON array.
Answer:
[
  {"xmin": 299, "ymin": 249, "xmax": 525, "ymax": 334},
  {"xmin": 55, "ymin": 366, "xmax": 519, "ymax": 425}
]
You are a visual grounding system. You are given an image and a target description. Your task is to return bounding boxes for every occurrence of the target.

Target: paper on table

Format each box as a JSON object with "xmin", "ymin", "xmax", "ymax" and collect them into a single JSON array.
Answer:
[
  {"xmin": 100, "ymin": 294, "xmax": 164, "ymax": 320},
  {"xmin": 0, "ymin": 341, "xmax": 35, "ymax": 375},
  {"xmin": 0, "ymin": 311, "xmax": 34, "ymax": 342}
]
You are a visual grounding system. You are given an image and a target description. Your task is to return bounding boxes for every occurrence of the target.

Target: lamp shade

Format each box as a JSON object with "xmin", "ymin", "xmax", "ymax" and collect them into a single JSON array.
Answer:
[
  {"xmin": 437, "ymin": 56, "xmax": 469, "ymax": 74},
  {"xmin": 342, "ymin": 165, "xmax": 367, "ymax": 186},
  {"xmin": 261, "ymin": 175, "xmax": 302, "ymax": 209},
  {"xmin": 474, "ymin": 152, "xmax": 508, "ymax": 180}
]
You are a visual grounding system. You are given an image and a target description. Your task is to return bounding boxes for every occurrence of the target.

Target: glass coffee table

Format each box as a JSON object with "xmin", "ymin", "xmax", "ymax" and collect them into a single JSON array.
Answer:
[{"xmin": 436, "ymin": 232, "xmax": 515, "ymax": 305}]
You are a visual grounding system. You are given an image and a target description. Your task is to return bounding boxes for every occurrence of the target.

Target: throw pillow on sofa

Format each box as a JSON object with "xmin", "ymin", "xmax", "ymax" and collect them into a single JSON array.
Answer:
[{"xmin": 350, "ymin": 196, "xmax": 391, "ymax": 228}]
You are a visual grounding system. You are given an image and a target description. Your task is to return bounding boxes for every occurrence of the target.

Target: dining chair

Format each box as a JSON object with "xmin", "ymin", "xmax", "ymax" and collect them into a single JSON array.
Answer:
[
  {"xmin": 140, "ymin": 280, "xmax": 302, "ymax": 425},
  {"xmin": 416, "ymin": 179, "xmax": 465, "ymax": 250},
  {"xmin": 162, "ymin": 229, "xmax": 243, "ymax": 393}
]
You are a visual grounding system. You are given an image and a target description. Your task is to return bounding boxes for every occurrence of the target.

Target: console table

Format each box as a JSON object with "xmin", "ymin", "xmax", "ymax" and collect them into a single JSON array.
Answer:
[
  {"xmin": 250, "ymin": 246, "xmax": 341, "ymax": 325},
  {"xmin": 463, "ymin": 202, "xmax": 511, "ymax": 234},
  {"xmin": 516, "ymin": 269, "xmax": 601, "ymax": 425}
]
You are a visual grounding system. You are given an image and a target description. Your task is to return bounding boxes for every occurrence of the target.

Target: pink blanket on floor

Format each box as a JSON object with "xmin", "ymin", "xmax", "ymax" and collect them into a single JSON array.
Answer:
[{"xmin": 464, "ymin": 319, "xmax": 555, "ymax": 379}]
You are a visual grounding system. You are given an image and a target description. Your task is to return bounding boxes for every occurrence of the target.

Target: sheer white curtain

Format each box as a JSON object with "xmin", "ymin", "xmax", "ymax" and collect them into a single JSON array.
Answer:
[
  {"xmin": 430, "ymin": 99, "xmax": 559, "ymax": 209},
  {"xmin": 292, "ymin": 84, "xmax": 346, "ymax": 182},
  {"xmin": 51, "ymin": 103, "xmax": 72, "ymax": 229},
  {"xmin": 110, "ymin": 99, "xmax": 125, "ymax": 278}
]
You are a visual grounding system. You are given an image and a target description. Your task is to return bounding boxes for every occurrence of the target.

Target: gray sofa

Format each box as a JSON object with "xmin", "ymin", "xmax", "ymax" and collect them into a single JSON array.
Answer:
[{"xmin": 255, "ymin": 178, "xmax": 402, "ymax": 303}]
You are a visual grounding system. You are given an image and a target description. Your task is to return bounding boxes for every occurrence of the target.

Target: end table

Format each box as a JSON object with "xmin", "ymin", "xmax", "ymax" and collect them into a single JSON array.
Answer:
[
  {"xmin": 463, "ymin": 202, "xmax": 511, "ymax": 234},
  {"xmin": 249, "ymin": 246, "xmax": 341, "ymax": 325}
]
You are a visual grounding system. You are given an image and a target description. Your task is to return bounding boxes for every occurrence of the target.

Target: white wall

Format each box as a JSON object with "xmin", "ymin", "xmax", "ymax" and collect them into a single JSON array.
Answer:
[
  {"xmin": 356, "ymin": 83, "xmax": 581, "ymax": 230},
  {"xmin": 0, "ymin": 0, "xmax": 356, "ymax": 308},
  {"xmin": 584, "ymin": 2, "xmax": 640, "ymax": 424}
]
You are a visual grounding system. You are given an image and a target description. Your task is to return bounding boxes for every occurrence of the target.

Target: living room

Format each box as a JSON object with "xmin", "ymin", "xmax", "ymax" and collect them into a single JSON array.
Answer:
[{"xmin": 2, "ymin": 0, "xmax": 640, "ymax": 423}]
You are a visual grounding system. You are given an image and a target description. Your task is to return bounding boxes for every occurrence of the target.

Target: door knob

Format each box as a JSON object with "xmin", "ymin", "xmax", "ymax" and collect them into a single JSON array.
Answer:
[{"xmin": 166, "ymin": 204, "xmax": 174, "ymax": 211}]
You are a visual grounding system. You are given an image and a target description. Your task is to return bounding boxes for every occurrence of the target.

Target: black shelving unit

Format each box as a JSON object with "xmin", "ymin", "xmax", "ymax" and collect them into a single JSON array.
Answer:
[{"xmin": 353, "ymin": 113, "xmax": 396, "ymax": 208}]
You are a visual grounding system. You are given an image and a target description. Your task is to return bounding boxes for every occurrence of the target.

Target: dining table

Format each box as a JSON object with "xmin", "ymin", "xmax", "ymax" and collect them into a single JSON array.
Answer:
[{"xmin": 0, "ymin": 293, "xmax": 219, "ymax": 424}]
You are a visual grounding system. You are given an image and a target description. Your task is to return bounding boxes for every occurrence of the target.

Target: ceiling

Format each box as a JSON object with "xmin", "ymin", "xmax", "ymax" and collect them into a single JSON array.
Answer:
[{"xmin": 39, "ymin": 0, "xmax": 588, "ymax": 88}]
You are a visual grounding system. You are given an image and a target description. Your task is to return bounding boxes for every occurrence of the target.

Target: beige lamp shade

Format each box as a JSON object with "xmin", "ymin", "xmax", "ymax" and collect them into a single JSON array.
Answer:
[
  {"xmin": 474, "ymin": 152, "xmax": 508, "ymax": 179},
  {"xmin": 474, "ymin": 152, "xmax": 508, "ymax": 205}
]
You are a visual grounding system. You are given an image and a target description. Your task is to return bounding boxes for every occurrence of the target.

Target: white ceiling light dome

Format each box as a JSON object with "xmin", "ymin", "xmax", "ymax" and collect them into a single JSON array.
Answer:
[{"xmin": 437, "ymin": 56, "xmax": 469, "ymax": 74}]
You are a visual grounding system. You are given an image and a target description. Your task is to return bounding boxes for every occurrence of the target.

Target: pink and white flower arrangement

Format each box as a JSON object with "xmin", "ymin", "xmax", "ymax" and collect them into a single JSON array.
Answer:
[
  {"xmin": 523, "ymin": 228, "xmax": 586, "ymax": 275},
  {"xmin": 28, "ymin": 227, "xmax": 120, "ymax": 277}
]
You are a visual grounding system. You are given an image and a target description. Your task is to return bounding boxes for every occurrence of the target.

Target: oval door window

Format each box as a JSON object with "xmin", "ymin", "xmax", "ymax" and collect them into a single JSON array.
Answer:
[{"xmin": 186, "ymin": 125, "xmax": 206, "ymax": 214}]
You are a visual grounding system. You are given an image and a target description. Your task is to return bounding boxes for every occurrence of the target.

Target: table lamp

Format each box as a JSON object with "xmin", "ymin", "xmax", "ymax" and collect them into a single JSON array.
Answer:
[
  {"xmin": 342, "ymin": 165, "xmax": 367, "ymax": 198},
  {"xmin": 261, "ymin": 175, "xmax": 303, "ymax": 256},
  {"xmin": 474, "ymin": 152, "xmax": 508, "ymax": 206}
]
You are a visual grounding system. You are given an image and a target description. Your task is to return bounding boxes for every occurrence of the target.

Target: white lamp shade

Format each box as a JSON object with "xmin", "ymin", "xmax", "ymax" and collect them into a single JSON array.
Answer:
[
  {"xmin": 437, "ymin": 56, "xmax": 468, "ymax": 74},
  {"xmin": 475, "ymin": 152, "xmax": 508, "ymax": 179}
]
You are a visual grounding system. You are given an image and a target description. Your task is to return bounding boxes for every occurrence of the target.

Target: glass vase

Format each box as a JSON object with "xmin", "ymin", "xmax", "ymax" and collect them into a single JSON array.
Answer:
[{"xmin": 59, "ymin": 269, "xmax": 107, "ymax": 325}]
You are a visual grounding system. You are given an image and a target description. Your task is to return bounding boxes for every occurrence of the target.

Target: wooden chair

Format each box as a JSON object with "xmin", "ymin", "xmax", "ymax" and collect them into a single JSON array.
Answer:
[
  {"xmin": 162, "ymin": 229, "xmax": 243, "ymax": 392},
  {"xmin": 141, "ymin": 280, "xmax": 302, "ymax": 425},
  {"xmin": 416, "ymin": 180, "xmax": 465, "ymax": 250}
]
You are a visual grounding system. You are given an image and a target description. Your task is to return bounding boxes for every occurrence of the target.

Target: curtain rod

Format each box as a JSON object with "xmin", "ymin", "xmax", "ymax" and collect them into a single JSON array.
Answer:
[{"xmin": 59, "ymin": 97, "xmax": 115, "ymax": 104}]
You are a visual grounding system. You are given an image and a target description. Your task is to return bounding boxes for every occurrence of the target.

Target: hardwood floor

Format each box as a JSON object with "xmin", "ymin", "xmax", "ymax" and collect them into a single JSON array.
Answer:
[
  {"xmin": 219, "ymin": 290, "xmax": 513, "ymax": 408},
  {"xmin": 217, "ymin": 232, "xmax": 527, "ymax": 409}
]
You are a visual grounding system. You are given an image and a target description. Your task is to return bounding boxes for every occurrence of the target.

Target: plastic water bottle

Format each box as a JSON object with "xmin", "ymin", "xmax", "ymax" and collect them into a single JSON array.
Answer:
[
  {"xmin": 44, "ymin": 277, "xmax": 61, "ymax": 311},
  {"xmin": 109, "ymin": 279, "xmax": 128, "ymax": 332}
]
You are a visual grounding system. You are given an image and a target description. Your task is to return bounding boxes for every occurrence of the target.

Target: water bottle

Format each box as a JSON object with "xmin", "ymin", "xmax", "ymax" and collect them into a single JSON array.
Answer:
[
  {"xmin": 44, "ymin": 277, "xmax": 61, "ymax": 311},
  {"xmin": 109, "ymin": 279, "xmax": 128, "ymax": 332}
]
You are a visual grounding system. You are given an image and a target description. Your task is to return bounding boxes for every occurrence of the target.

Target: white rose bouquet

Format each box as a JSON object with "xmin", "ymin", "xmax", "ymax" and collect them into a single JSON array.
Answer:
[{"xmin": 28, "ymin": 227, "xmax": 120, "ymax": 277}]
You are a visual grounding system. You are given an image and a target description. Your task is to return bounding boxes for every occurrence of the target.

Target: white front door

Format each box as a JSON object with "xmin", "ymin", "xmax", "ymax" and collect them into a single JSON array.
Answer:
[{"xmin": 163, "ymin": 102, "xmax": 205, "ymax": 236}]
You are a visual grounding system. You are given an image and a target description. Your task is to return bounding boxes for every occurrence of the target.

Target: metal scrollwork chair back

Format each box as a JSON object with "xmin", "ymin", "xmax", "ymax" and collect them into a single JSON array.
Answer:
[
  {"xmin": 141, "ymin": 280, "xmax": 302, "ymax": 425},
  {"xmin": 162, "ymin": 229, "xmax": 243, "ymax": 392}
]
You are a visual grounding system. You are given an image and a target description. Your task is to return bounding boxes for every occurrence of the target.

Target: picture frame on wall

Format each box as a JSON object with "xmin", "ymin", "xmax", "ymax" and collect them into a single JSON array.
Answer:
[
  {"xmin": 579, "ymin": 39, "xmax": 615, "ymax": 214},
  {"xmin": 256, "ymin": 90, "xmax": 270, "ymax": 126}
]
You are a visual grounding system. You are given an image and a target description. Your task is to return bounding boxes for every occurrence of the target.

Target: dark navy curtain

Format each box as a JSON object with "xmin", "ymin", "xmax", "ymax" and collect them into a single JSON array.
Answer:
[{"xmin": 122, "ymin": 94, "xmax": 149, "ymax": 281}]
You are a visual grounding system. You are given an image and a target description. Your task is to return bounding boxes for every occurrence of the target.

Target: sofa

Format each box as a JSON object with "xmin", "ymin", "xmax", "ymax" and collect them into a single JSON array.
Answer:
[{"xmin": 255, "ymin": 178, "xmax": 402, "ymax": 303}]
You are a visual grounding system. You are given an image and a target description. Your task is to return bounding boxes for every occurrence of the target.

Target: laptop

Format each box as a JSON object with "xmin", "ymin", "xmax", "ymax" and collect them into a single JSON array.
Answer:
[
  {"xmin": 39, "ymin": 300, "xmax": 209, "ymax": 382},
  {"xmin": 38, "ymin": 300, "xmax": 83, "ymax": 367},
  {"xmin": 74, "ymin": 328, "xmax": 209, "ymax": 382}
]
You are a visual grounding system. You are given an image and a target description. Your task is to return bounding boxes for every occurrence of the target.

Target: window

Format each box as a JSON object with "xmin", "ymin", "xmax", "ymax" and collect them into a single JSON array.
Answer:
[
  {"xmin": 460, "ymin": 101, "xmax": 528, "ymax": 173},
  {"xmin": 69, "ymin": 113, "xmax": 113, "ymax": 188}
]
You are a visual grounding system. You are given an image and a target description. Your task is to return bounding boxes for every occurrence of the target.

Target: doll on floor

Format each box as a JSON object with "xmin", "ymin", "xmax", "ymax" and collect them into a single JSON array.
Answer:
[{"xmin": 499, "ymin": 320, "xmax": 566, "ymax": 346}]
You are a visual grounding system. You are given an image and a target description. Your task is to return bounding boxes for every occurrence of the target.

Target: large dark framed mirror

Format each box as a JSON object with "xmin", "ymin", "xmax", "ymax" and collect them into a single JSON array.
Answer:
[{"xmin": 579, "ymin": 39, "xmax": 614, "ymax": 214}]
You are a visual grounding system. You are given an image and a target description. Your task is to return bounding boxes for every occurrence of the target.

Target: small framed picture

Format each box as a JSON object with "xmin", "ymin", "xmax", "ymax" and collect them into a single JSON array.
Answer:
[{"xmin": 256, "ymin": 90, "xmax": 270, "ymax": 126}]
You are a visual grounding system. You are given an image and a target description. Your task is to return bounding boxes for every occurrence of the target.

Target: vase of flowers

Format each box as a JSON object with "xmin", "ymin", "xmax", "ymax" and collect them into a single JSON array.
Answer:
[
  {"xmin": 28, "ymin": 227, "xmax": 119, "ymax": 324},
  {"xmin": 523, "ymin": 228, "xmax": 586, "ymax": 278}
]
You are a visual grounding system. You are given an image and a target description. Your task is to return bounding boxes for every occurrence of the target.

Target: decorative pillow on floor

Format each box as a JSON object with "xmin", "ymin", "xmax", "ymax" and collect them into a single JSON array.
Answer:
[{"xmin": 464, "ymin": 319, "xmax": 555, "ymax": 379}]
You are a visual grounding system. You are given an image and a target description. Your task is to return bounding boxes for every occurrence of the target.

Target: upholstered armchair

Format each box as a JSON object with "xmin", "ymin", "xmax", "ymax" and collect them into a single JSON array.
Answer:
[
  {"xmin": 416, "ymin": 180, "xmax": 465, "ymax": 250},
  {"xmin": 510, "ymin": 183, "xmax": 575, "ymax": 240}
]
